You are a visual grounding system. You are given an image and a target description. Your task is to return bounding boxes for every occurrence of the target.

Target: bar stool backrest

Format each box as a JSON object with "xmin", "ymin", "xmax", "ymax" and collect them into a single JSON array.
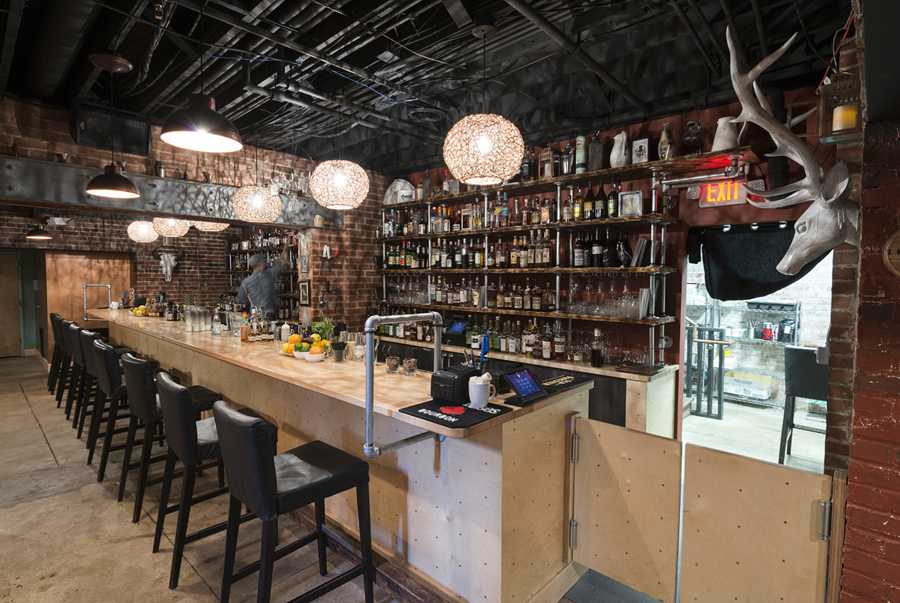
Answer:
[
  {"xmin": 59, "ymin": 320, "xmax": 74, "ymax": 355},
  {"xmin": 93, "ymin": 339, "xmax": 124, "ymax": 399},
  {"xmin": 50, "ymin": 314, "xmax": 63, "ymax": 349},
  {"xmin": 121, "ymin": 353, "xmax": 159, "ymax": 424},
  {"xmin": 213, "ymin": 400, "xmax": 278, "ymax": 521},
  {"xmin": 156, "ymin": 372, "xmax": 200, "ymax": 465},
  {"xmin": 80, "ymin": 330, "xmax": 101, "ymax": 378},
  {"xmin": 67, "ymin": 323, "xmax": 85, "ymax": 366}
]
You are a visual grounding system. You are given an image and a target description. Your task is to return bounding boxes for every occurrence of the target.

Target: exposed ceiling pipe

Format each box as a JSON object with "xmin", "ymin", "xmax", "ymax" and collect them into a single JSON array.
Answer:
[
  {"xmin": 169, "ymin": 0, "xmax": 449, "ymax": 110},
  {"xmin": 717, "ymin": 0, "xmax": 748, "ymax": 68},
  {"xmin": 503, "ymin": 0, "xmax": 649, "ymax": 114},
  {"xmin": 26, "ymin": 0, "xmax": 102, "ymax": 98},
  {"xmin": 668, "ymin": 0, "xmax": 719, "ymax": 74},
  {"xmin": 749, "ymin": 0, "xmax": 769, "ymax": 56},
  {"xmin": 683, "ymin": 0, "xmax": 729, "ymax": 62}
]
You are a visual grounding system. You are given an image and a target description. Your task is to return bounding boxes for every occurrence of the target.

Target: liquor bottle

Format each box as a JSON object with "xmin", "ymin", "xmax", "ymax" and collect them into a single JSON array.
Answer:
[
  {"xmin": 499, "ymin": 321, "xmax": 508, "ymax": 353},
  {"xmin": 442, "ymin": 169, "xmax": 451, "ymax": 195},
  {"xmin": 519, "ymin": 236, "xmax": 529, "ymax": 269},
  {"xmin": 595, "ymin": 183, "xmax": 608, "ymax": 219},
  {"xmin": 511, "ymin": 198, "xmax": 521, "ymax": 226},
  {"xmin": 506, "ymin": 321, "xmax": 518, "ymax": 354},
  {"xmin": 470, "ymin": 317, "xmax": 482, "ymax": 350},
  {"xmin": 523, "ymin": 279, "xmax": 532, "ymax": 310},
  {"xmin": 541, "ymin": 196, "xmax": 551, "ymax": 224},
  {"xmin": 575, "ymin": 135, "xmax": 587, "ymax": 173},
  {"xmin": 442, "ymin": 206, "xmax": 451, "ymax": 232},
  {"xmin": 607, "ymin": 181, "xmax": 619, "ymax": 218},
  {"xmin": 407, "ymin": 243, "xmax": 416, "ymax": 268},
  {"xmin": 212, "ymin": 309, "xmax": 222, "ymax": 335},
  {"xmin": 491, "ymin": 318, "xmax": 501, "ymax": 351},
  {"xmin": 452, "ymin": 210, "xmax": 461, "ymax": 232},
  {"xmin": 532, "ymin": 282, "xmax": 542, "ymax": 311},
  {"xmin": 574, "ymin": 187, "xmax": 584, "ymax": 221},
  {"xmin": 500, "ymin": 192, "xmax": 509, "ymax": 227},
  {"xmin": 533, "ymin": 198, "xmax": 542, "ymax": 225},
  {"xmin": 541, "ymin": 322, "xmax": 553, "ymax": 360},
  {"xmin": 521, "ymin": 199, "xmax": 531, "ymax": 226},
  {"xmin": 562, "ymin": 191, "xmax": 574, "ymax": 222},
  {"xmin": 496, "ymin": 244, "xmax": 506, "ymax": 269},
  {"xmin": 544, "ymin": 282, "xmax": 556, "ymax": 311},
  {"xmin": 430, "ymin": 276, "xmax": 437, "ymax": 302},
  {"xmin": 248, "ymin": 308, "xmax": 259, "ymax": 343},
  {"xmin": 582, "ymin": 231, "xmax": 592, "ymax": 267},
  {"xmin": 522, "ymin": 321, "xmax": 534, "ymax": 358},
  {"xmin": 591, "ymin": 328, "xmax": 604, "ymax": 367},
  {"xmin": 418, "ymin": 245, "xmax": 427, "ymax": 269},
  {"xmin": 509, "ymin": 237, "xmax": 519, "ymax": 267},
  {"xmin": 487, "ymin": 282, "xmax": 498, "ymax": 308},
  {"xmin": 513, "ymin": 284, "xmax": 524, "ymax": 309},
  {"xmin": 553, "ymin": 320, "xmax": 567, "ymax": 362},
  {"xmin": 542, "ymin": 229, "xmax": 552, "ymax": 267},
  {"xmin": 460, "ymin": 238, "xmax": 469, "ymax": 269},
  {"xmin": 475, "ymin": 241, "xmax": 484, "ymax": 268},
  {"xmin": 574, "ymin": 232, "xmax": 585, "ymax": 267},
  {"xmin": 501, "ymin": 283, "xmax": 511, "ymax": 309},
  {"xmin": 484, "ymin": 244, "xmax": 493, "ymax": 269},
  {"xmin": 457, "ymin": 279, "xmax": 467, "ymax": 306},
  {"xmin": 592, "ymin": 228, "xmax": 604, "ymax": 268}
]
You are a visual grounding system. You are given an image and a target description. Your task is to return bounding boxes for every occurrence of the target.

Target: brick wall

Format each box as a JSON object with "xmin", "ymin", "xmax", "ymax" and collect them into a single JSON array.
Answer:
[{"xmin": 0, "ymin": 95, "xmax": 386, "ymax": 331}]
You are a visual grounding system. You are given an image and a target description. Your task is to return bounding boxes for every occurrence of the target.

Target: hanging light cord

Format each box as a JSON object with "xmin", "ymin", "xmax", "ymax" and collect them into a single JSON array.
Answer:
[
  {"xmin": 482, "ymin": 34, "xmax": 486, "ymax": 114},
  {"xmin": 199, "ymin": 0, "xmax": 205, "ymax": 94},
  {"xmin": 109, "ymin": 72, "xmax": 116, "ymax": 164}
]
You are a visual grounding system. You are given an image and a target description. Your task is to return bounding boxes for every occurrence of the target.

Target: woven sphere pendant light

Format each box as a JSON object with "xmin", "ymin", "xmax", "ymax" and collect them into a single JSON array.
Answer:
[
  {"xmin": 127, "ymin": 221, "xmax": 159, "ymax": 243},
  {"xmin": 192, "ymin": 220, "xmax": 230, "ymax": 232},
  {"xmin": 443, "ymin": 113, "xmax": 523, "ymax": 185},
  {"xmin": 152, "ymin": 217, "xmax": 190, "ymax": 237},
  {"xmin": 310, "ymin": 160, "xmax": 369, "ymax": 210},
  {"xmin": 232, "ymin": 185, "xmax": 282, "ymax": 223}
]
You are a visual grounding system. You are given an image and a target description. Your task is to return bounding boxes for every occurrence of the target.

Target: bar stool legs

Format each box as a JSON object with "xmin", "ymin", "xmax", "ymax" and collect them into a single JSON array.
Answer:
[{"xmin": 169, "ymin": 461, "xmax": 198, "ymax": 589}]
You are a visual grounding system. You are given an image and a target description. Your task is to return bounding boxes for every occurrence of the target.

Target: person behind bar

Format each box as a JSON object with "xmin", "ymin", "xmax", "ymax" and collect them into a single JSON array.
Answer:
[{"xmin": 237, "ymin": 238, "xmax": 289, "ymax": 320}]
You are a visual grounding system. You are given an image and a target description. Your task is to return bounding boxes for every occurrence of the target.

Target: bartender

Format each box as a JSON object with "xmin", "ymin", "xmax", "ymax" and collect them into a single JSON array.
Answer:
[{"xmin": 237, "ymin": 238, "xmax": 289, "ymax": 320}]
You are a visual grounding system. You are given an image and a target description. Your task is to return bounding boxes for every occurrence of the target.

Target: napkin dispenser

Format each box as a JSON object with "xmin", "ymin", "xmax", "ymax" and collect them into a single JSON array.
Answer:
[{"xmin": 431, "ymin": 365, "xmax": 479, "ymax": 405}]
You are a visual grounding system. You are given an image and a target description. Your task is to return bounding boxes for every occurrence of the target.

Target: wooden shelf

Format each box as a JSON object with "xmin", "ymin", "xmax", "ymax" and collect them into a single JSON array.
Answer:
[
  {"xmin": 395, "ymin": 302, "xmax": 675, "ymax": 326},
  {"xmin": 379, "ymin": 213, "xmax": 677, "ymax": 242},
  {"xmin": 383, "ymin": 147, "xmax": 758, "ymax": 211},
  {"xmin": 378, "ymin": 266, "xmax": 675, "ymax": 276}
]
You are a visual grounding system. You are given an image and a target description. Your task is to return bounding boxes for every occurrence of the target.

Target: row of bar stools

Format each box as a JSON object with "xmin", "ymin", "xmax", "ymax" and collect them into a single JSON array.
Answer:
[
  {"xmin": 155, "ymin": 372, "xmax": 275, "ymax": 589},
  {"xmin": 47, "ymin": 313, "xmax": 63, "ymax": 393},
  {"xmin": 214, "ymin": 401, "xmax": 374, "ymax": 603},
  {"xmin": 119, "ymin": 353, "xmax": 222, "ymax": 523}
]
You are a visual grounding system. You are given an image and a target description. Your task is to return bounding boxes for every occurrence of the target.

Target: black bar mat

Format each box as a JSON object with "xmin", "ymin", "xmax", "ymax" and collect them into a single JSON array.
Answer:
[{"xmin": 399, "ymin": 400, "xmax": 513, "ymax": 429}]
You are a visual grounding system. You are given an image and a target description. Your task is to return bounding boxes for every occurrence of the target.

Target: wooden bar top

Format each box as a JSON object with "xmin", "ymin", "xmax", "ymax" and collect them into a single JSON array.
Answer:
[{"xmin": 88, "ymin": 309, "xmax": 591, "ymax": 438}]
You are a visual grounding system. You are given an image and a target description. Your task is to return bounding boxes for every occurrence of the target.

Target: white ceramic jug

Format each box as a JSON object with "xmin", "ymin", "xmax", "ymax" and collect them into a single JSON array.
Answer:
[
  {"xmin": 711, "ymin": 117, "xmax": 740, "ymax": 152},
  {"xmin": 610, "ymin": 131, "xmax": 630, "ymax": 168}
]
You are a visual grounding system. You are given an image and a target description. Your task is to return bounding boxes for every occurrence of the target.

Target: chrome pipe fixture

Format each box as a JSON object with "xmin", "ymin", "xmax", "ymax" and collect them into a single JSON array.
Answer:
[
  {"xmin": 660, "ymin": 156, "xmax": 747, "ymax": 190},
  {"xmin": 364, "ymin": 311, "xmax": 443, "ymax": 459}
]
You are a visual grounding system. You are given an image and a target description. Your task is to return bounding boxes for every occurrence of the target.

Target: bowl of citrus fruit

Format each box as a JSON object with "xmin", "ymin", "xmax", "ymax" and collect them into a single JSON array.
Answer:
[{"xmin": 306, "ymin": 337, "xmax": 325, "ymax": 362}]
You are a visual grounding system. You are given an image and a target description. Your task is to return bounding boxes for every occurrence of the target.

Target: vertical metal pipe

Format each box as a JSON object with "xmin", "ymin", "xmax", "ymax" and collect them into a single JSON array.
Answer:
[{"xmin": 749, "ymin": 0, "xmax": 769, "ymax": 56}]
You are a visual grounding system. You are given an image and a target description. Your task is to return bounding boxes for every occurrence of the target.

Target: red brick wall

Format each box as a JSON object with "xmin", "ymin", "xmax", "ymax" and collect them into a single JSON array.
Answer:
[
  {"xmin": 840, "ymin": 118, "xmax": 900, "ymax": 602},
  {"xmin": 0, "ymin": 95, "xmax": 386, "ymax": 331}
]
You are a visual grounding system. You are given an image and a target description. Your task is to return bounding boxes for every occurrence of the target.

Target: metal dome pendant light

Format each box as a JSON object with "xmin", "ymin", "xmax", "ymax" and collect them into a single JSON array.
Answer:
[
  {"xmin": 443, "ymin": 25, "xmax": 523, "ymax": 186},
  {"xmin": 160, "ymin": 2, "xmax": 242, "ymax": 154},
  {"xmin": 233, "ymin": 146, "xmax": 282, "ymax": 223},
  {"xmin": 311, "ymin": 102, "xmax": 369, "ymax": 210},
  {"xmin": 85, "ymin": 54, "xmax": 140, "ymax": 199}
]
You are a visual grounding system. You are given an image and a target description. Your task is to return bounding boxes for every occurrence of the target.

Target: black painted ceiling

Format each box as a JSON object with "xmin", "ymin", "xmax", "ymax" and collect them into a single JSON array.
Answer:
[{"xmin": 0, "ymin": 0, "xmax": 852, "ymax": 176}]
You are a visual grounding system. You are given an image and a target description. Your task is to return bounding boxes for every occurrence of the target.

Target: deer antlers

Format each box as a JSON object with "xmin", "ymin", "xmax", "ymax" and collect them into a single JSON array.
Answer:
[{"xmin": 727, "ymin": 27, "xmax": 827, "ymax": 208}]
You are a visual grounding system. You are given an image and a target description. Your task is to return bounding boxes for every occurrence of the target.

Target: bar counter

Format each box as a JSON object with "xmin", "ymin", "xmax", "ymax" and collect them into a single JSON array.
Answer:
[{"xmin": 90, "ymin": 309, "xmax": 592, "ymax": 603}]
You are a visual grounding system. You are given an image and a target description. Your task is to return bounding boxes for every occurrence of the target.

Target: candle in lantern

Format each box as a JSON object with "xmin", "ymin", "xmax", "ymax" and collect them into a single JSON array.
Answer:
[{"xmin": 833, "ymin": 103, "xmax": 857, "ymax": 132}]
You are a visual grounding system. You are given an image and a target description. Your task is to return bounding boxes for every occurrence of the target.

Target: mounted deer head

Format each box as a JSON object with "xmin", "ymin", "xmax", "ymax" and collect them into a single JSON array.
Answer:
[{"xmin": 727, "ymin": 27, "xmax": 859, "ymax": 275}]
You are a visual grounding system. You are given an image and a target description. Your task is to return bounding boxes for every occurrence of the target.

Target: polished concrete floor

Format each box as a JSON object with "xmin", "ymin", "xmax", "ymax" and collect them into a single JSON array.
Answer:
[
  {"xmin": 683, "ymin": 398, "xmax": 826, "ymax": 474},
  {"xmin": 0, "ymin": 357, "xmax": 392, "ymax": 603}
]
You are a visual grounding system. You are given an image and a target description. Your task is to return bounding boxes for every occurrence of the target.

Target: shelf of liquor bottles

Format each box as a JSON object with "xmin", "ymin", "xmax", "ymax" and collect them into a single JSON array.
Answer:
[
  {"xmin": 386, "ymin": 147, "xmax": 758, "ymax": 211},
  {"xmin": 400, "ymin": 302, "xmax": 674, "ymax": 326},
  {"xmin": 378, "ymin": 266, "xmax": 675, "ymax": 276}
]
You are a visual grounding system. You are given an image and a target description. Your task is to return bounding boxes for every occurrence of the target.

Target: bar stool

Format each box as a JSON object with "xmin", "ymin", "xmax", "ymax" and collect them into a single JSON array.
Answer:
[
  {"xmin": 63, "ymin": 322, "xmax": 86, "ymax": 422},
  {"xmin": 93, "ymin": 339, "xmax": 133, "ymax": 482},
  {"xmin": 81, "ymin": 329, "xmax": 106, "ymax": 448},
  {"xmin": 779, "ymin": 346, "xmax": 828, "ymax": 464},
  {"xmin": 213, "ymin": 400, "xmax": 374, "ymax": 603},
  {"xmin": 119, "ymin": 353, "xmax": 223, "ymax": 523},
  {"xmin": 47, "ymin": 313, "xmax": 63, "ymax": 393},
  {"xmin": 55, "ymin": 319, "xmax": 75, "ymax": 408},
  {"xmin": 155, "ymin": 373, "xmax": 276, "ymax": 590}
]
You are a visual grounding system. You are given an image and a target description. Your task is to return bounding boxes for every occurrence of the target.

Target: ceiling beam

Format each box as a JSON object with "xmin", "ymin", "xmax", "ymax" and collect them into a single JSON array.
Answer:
[
  {"xmin": 503, "ymin": 0, "xmax": 650, "ymax": 114},
  {"xmin": 0, "ymin": 0, "xmax": 25, "ymax": 92},
  {"xmin": 442, "ymin": 0, "xmax": 473, "ymax": 28}
]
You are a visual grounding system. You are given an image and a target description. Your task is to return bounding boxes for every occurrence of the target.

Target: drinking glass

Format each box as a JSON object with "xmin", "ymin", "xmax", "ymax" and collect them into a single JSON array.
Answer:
[
  {"xmin": 386, "ymin": 357, "xmax": 400, "ymax": 374},
  {"xmin": 403, "ymin": 358, "xmax": 417, "ymax": 376},
  {"xmin": 352, "ymin": 333, "xmax": 366, "ymax": 362}
]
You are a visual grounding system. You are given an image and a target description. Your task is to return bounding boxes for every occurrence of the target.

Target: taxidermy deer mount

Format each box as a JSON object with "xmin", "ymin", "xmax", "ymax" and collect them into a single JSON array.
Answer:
[{"xmin": 727, "ymin": 27, "xmax": 859, "ymax": 275}]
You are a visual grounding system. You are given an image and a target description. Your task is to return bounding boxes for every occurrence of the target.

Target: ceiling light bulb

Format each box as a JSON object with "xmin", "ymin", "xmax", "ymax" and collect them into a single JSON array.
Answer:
[
  {"xmin": 127, "ymin": 221, "xmax": 159, "ymax": 243},
  {"xmin": 152, "ymin": 217, "xmax": 190, "ymax": 237},
  {"xmin": 233, "ymin": 185, "xmax": 282, "ymax": 223},
  {"xmin": 25, "ymin": 225, "xmax": 52, "ymax": 240},
  {"xmin": 192, "ymin": 221, "xmax": 229, "ymax": 232}
]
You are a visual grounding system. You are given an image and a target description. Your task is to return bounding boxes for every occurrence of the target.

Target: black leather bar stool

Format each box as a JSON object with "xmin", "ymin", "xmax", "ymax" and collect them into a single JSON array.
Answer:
[
  {"xmin": 81, "ymin": 329, "xmax": 106, "ymax": 448},
  {"xmin": 93, "ymin": 339, "xmax": 133, "ymax": 482},
  {"xmin": 63, "ymin": 323, "xmax": 86, "ymax": 421},
  {"xmin": 779, "ymin": 346, "xmax": 829, "ymax": 464},
  {"xmin": 55, "ymin": 319, "xmax": 75, "ymax": 408},
  {"xmin": 213, "ymin": 400, "xmax": 374, "ymax": 603},
  {"xmin": 120, "ymin": 353, "xmax": 222, "ymax": 523},
  {"xmin": 69, "ymin": 326, "xmax": 98, "ymax": 435},
  {"xmin": 155, "ymin": 373, "xmax": 276, "ymax": 590},
  {"xmin": 47, "ymin": 313, "xmax": 63, "ymax": 393}
]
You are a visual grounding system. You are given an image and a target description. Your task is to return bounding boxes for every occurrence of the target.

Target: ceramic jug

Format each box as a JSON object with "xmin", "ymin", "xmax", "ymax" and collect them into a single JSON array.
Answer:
[
  {"xmin": 610, "ymin": 131, "xmax": 630, "ymax": 168},
  {"xmin": 711, "ymin": 117, "xmax": 740, "ymax": 152}
]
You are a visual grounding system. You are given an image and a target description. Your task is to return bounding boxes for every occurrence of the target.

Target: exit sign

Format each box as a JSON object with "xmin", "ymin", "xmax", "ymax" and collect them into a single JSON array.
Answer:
[{"xmin": 699, "ymin": 181, "xmax": 748, "ymax": 208}]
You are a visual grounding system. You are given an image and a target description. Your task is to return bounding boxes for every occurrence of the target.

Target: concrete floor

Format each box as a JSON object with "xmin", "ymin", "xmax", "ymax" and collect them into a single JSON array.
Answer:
[
  {"xmin": 0, "ymin": 357, "xmax": 393, "ymax": 603},
  {"xmin": 683, "ymin": 398, "xmax": 826, "ymax": 473}
]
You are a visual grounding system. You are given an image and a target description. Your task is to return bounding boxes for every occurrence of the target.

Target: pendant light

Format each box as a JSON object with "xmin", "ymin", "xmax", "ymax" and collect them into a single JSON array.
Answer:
[
  {"xmin": 127, "ymin": 221, "xmax": 159, "ymax": 243},
  {"xmin": 443, "ymin": 26, "xmax": 524, "ymax": 186},
  {"xmin": 233, "ymin": 146, "xmax": 282, "ymax": 222},
  {"xmin": 160, "ymin": 1, "xmax": 242, "ymax": 153},
  {"xmin": 152, "ymin": 217, "xmax": 190, "ymax": 238},
  {"xmin": 25, "ymin": 224, "xmax": 52, "ymax": 240},
  {"xmin": 85, "ymin": 54, "xmax": 140, "ymax": 199},
  {"xmin": 310, "ymin": 104, "xmax": 369, "ymax": 210},
  {"xmin": 193, "ymin": 220, "xmax": 229, "ymax": 232}
]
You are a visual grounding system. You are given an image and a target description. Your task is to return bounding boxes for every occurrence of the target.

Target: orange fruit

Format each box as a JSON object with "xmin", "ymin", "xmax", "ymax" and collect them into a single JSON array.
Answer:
[
  {"xmin": 281, "ymin": 343, "xmax": 293, "ymax": 354},
  {"xmin": 309, "ymin": 345, "xmax": 324, "ymax": 355},
  {"xmin": 288, "ymin": 334, "xmax": 302, "ymax": 345}
]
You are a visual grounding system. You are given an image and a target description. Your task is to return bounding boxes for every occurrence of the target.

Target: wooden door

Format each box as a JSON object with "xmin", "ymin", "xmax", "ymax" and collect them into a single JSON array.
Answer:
[
  {"xmin": 573, "ymin": 419, "xmax": 682, "ymax": 602},
  {"xmin": 45, "ymin": 252, "xmax": 132, "ymax": 352},
  {"xmin": 573, "ymin": 421, "xmax": 833, "ymax": 603},
  {"xmin": 0, "ymin": 254, "xmax": 22, "ymax": 357}
]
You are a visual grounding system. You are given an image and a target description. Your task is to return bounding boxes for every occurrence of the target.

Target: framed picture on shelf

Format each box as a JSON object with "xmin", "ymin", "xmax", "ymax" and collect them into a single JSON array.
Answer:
[
  {"xmin": 632, "ymin": 137, "xmax": 650, "ymax": 164},
  {"xmin": 620, "ymin": 190, "xmax": 644, "ymax": 216},
  {"xmin": 298, "ymin": 280, "xmax": 311, "ymax": 306}
]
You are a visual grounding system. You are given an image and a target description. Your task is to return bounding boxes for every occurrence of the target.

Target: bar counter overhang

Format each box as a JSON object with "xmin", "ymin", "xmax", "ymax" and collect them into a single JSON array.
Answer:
[{"xmin": 90, "ymin": 308, "xmax": 593, "ymax": 603}]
